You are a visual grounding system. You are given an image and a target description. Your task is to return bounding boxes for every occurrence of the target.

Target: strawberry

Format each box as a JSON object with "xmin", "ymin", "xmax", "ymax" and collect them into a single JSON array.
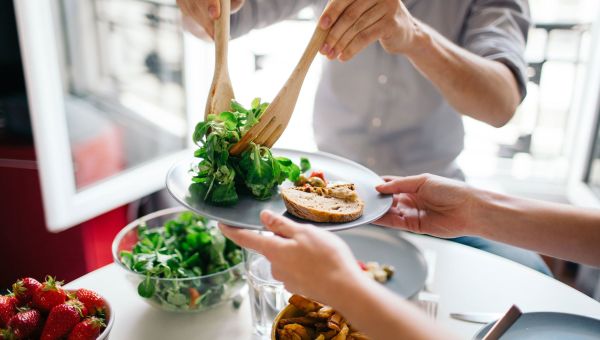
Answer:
[
  {"xmin": 5, "ymin": 308, "xmax": 43, "ymax": 339},
  {"xmin": 0, "ymin": 295, "xmax": 18, "ymax": 328},
  {"xmin": 12, "ymin": 278, "xmax": 42, "ymax": 305},
  {"xmin": 33, "ymin": 276, "xmax": 67, "ymax": 312},
  {"xmin": 67, "ymin": 317, "xmax": 105, "ymax": 340},
  {"xmin": 41, "ymin": 300, "xmax": 86, "ymax": 340},
  {"xmin": 75, "ymin": 289, "xmax": 105, "ymax": 315}
]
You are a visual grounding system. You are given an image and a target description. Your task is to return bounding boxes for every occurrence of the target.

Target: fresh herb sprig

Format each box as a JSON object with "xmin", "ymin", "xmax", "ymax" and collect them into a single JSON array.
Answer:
[
  {"xmin": 119, "ymin": 212, "xmax": 243, "ymax": 310},
  {"xmin": 191, "ymin": 98, "xmax": 304, "ymax": 205}
]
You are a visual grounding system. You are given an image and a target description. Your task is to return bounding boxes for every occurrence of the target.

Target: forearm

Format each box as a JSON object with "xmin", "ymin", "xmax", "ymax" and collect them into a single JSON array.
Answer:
[
  {"xmin": 405, "ymin": 21, "xmax": 520, "ymax": 128},
  {"xmin": 472, "ymin": 190, "xmax": 600, "ymax": 266},
  {"xmin": 329, "ymin": 275, "xmax": 454, "ymax": 340}
]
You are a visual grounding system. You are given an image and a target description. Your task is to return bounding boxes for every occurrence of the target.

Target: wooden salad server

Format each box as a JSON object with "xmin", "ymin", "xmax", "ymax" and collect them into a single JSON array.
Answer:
[
  {"xmin": 205, "ymin": 0, "xmax": 234, "ymax": 119},
  {"xmin": 229, "ymin": 25, "xmax": 330, "ymax": 156}
]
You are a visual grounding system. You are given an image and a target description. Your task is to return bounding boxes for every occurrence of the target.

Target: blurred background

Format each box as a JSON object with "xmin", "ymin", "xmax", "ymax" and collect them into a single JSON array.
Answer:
[{"xmin": 1, "ymin": 0, "xmax": 600, "ymax": 300}]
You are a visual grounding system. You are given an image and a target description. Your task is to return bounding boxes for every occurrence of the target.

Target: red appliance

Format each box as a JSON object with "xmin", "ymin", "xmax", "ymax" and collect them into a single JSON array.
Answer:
[{"xmin": 0, "ymin": 131, "xmax": 128, "ymax": 290}]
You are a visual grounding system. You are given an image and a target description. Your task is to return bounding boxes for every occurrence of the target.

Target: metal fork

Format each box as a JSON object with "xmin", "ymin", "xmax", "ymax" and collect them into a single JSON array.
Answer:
[{"xmin": 413, "ymin": 249, "xmax": 440, "ymax": 319}]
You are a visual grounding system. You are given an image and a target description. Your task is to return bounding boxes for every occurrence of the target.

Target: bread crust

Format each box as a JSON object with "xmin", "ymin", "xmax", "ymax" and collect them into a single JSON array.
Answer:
[{"xmin": 281, "ymin": 185, "xmax": 364, "ymax": 223}]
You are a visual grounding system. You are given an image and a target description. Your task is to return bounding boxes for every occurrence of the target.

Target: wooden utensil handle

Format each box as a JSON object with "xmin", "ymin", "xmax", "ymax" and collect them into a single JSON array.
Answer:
[
  {"xmin": 482, "ymin": 305, "xmax": 522, "ymax": 340},
  {"xmin": 214, "ymin": 0, "xmax": 230, "ymax": 74},
  {"xmin": 288, "ymin": 26, "xmax": 329, "ymax": 85}
]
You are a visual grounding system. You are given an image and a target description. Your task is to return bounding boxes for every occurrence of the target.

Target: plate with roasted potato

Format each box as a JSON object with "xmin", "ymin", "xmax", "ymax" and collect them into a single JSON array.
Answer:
[{"xmin": 272, "ymin": 295, "xmax": 370, "ymax": 340}]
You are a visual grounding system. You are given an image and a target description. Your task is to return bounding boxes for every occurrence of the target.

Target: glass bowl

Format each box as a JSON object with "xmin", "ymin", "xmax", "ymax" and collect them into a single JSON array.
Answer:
[{"xmin": 111, "ymin": 207, "xmax": 246, "ymax": 313}]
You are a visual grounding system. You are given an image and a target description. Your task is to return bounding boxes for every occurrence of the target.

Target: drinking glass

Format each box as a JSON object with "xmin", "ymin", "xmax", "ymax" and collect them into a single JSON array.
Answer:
[{"xmin": 244, "ymin": 249, "xmax": 290, "ymax": 337}]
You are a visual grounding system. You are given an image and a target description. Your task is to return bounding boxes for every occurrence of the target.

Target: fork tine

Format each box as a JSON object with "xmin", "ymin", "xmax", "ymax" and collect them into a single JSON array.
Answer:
[
  {"xmin": 254, "ymin": 118, "xmax": 279, "ymax": 145},
  {"xmin": 263, "ymin": 124, "xmax": 284, "ymax": 148},
  {"xmin": 229, "ymin": 116, "xmax": 274, "ymax": 155}
]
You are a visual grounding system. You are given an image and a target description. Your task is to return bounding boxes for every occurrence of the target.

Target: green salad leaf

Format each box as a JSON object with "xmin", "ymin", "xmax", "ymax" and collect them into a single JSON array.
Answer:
[
  {"xmin": 191, "ymin": 98, "xmax": 305, "ymax": 205},
  {"xmin": 119, "ymin": 212, "xmax": 244, "ymax": 310},
  {"xmin": 300, "ymin": 157, "xmax": 311, "ymax": 173}
]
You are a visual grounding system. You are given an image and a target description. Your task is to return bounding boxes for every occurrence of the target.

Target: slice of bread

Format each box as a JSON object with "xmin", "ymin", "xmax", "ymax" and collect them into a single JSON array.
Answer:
[{"xmin": 281, "ymin": 184, "xmax": 364, "ymax": 223}]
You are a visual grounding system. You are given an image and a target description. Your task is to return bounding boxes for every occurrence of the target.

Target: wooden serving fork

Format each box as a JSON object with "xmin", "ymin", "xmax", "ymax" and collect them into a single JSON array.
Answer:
[
  {"xmin": 229, "ymin": 26, "xmax": 329, "ymax": 156},
  {"xmin": 205, "ymin": 0, "xmax": 234, "ymax": 119}
]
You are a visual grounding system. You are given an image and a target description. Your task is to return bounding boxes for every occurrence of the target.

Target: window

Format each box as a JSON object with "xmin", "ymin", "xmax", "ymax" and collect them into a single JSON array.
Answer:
[
  {"xmin": 15, "ymin": 0, "xmax": 193, "ymax": 231},
  {"xmin": 58, "ymin": 0, "xmax": 187, "ymax": 190}
]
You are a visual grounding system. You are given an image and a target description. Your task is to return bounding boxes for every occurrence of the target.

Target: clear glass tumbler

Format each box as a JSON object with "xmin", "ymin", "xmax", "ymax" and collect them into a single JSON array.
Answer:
[{"xmin": 244, "ymin": 249, "xmax": 290, "ymax": 337}]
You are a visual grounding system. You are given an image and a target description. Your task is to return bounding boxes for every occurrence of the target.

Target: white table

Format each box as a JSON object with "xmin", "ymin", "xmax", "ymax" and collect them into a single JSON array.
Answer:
[{"xmin": 65, "ymin": 233, "xmax": 600, "ymax": 339}]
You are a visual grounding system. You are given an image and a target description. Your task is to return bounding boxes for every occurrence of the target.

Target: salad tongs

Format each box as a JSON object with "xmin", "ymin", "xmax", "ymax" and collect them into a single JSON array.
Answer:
[
  {"xmin": 228, "ymin": 24, "xmax": 329, "ymax": 155},
  {"xmin": 205, "ymin": 0, "xmax": 235, "ymax": 120}
]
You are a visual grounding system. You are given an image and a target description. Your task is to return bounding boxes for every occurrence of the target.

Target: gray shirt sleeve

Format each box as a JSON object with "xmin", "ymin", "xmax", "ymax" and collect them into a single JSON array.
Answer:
[
  {"xmin": 460, "ymin": 0, "xmax": 531, "ymax": 101},
  {"xmin": 230, "ymin": 0, "xmax": 318, "ymax": 38}
]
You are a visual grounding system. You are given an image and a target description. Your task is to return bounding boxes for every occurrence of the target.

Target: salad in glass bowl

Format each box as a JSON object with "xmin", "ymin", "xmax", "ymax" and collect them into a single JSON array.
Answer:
[{"xmin": 112, "ymin": 207, "xmax": 245, "ymax": 312}]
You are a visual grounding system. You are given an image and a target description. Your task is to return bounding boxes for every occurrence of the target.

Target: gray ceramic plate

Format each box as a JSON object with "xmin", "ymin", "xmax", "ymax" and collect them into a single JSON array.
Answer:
[
  {"xmin": 166, "ymin": 149, "xmax": 393, "ymax": 231},
  {"xmin": 338, "ymin": 226, "xmax": 427, "ymax": 298},
  {"xmin": 473, "ymin": 312, "xmax": 600, "ymax": 339}
]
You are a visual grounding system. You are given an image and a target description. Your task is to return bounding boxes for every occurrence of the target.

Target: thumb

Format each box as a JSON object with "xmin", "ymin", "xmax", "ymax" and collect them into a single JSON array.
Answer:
[
  {"xmin": 207, "ymin": 0, "xmax": 220, "ymax": 19},
  {"xmin": 376, "ymin": 174, "xmax": 429, "ymax": 195},
  {"xmin": 260, "ymin": 210, "xmax": 299, "ymax": 238}
]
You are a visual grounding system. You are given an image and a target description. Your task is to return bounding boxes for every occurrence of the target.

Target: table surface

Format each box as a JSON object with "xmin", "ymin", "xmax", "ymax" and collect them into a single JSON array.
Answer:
[{"xmin": 65, "ymin": 231, "xmax": 600, "ymax": 340}]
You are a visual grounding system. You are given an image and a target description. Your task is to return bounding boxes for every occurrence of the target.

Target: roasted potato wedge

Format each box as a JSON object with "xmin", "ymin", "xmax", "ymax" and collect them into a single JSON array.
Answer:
[
  {"xmin": 289, "ymin": 295, "xmax": 323, "ymax": 313},
  {"xmin": 278, "ymin": 317, "xmax": 318, "ymax": 327}
]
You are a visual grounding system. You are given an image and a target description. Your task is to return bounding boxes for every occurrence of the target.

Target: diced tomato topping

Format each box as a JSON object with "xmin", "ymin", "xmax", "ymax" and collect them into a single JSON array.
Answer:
[
  {"xmin": 189, "ymin": 287, "xmax": 201, "ymax": 308},
  {"xmin": 310, "ymin": 170, "xmax": 325, "ymax": 181},
  {"xmin": 357, "ymin": 260, "xmax": 367, "ymax": 271},
  {"xmin": 309, "ymin": 170, "xmax": 327, "ymax": 185}
]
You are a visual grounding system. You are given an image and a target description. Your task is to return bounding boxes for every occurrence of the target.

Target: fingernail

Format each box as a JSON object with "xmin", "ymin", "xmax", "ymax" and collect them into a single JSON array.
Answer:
[
  {"xmin": 208, "ymin": 5, "xmax": 217, "ymax": 19},
  {"xmin": 261, "ymin": 210, "xmax": 273, "ymax": 223},
  {"xmin": 327, "ymin": 49, "xmax": 336, "ymax": 59},
  {"xmin": 320, "ymin": 16, "xmax": 331, "ymax": 29},
  {"xmin": 321, "ymin": 43, "xmax": 330, "ymax": 55}
]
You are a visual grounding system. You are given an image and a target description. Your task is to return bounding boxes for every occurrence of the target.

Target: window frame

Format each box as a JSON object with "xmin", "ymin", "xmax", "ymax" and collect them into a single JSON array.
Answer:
[
  {"xmin": 567, "ymin": 12, "xmax": 600, "ymax": 208},
  {"xmin": 14, "ymin": 0, "xmax": 210, "ymax": 232}
]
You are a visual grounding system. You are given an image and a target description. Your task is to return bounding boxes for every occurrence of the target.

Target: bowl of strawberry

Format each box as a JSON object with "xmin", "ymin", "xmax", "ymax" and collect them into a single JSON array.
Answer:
[{"xmin": 0, "ymin": 276, "xmax": 113, "ymax": 340}]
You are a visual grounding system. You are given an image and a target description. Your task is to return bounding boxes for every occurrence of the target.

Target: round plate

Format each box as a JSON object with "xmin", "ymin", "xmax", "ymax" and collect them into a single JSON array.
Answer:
[
  {"xmin": 166, "ymin": 148, "xmax": 393, "ymax": 231},
  {"xmin": 473, "ymin": 312, "xmax": 600, "ymax": 340},
  {"xmin": 338, "ymin": 226, "xmax": 427, "ymax": 298}
]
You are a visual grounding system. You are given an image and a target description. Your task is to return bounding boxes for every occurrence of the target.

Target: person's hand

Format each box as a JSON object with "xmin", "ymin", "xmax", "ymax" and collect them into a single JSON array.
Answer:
[
  {"xmin": 318, "ymin": 0, "xmax": 423, "ymax": 61},
  {"xmin": 219, "ymin": 210, "xmax": 365, "ymax": 304},
  {"xmin": 177, "ymin": 0, "xmax": 245, "ymax": 39},
  {"xmin": 374, "ymin": 174, "xmax": 479, "ymax": 238}
]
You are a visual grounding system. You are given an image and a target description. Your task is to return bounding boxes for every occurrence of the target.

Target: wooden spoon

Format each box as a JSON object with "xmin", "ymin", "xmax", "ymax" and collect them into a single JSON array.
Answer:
[
  {"xmin": 229, "ymin": 26, "xmax": 329, "ymax": 156},
  {"xmin": 205, "ymin": 0, "xmax": 234, "ymax": 119}
]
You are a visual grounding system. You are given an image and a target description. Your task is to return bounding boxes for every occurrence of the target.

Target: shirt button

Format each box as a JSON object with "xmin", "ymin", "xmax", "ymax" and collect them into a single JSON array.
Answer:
[
  {"xmin": 371, "ymin": 117, "xmax": 382, "ymax": 128},
  {"xmin": 378, "ymin": 75, "xmax": 388, "ymax": 84},
  {"xmin": 367, "ymin": 157, "xmax": 377, "ymax": 166}
]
